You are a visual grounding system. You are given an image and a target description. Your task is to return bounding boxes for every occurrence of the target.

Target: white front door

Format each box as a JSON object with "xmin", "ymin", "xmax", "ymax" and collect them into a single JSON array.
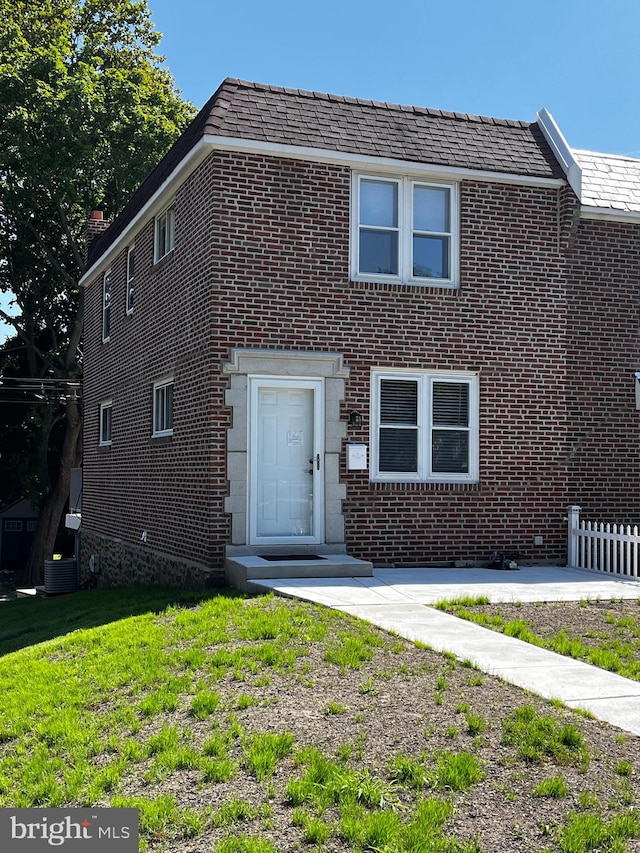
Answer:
[{"xmin": 249, "ymin": 378, "xmax": 324, "ymax": 545}]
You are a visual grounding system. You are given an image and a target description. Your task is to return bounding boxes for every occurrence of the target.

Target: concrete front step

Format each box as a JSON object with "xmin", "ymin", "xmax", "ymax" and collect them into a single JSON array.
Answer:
[{"xmin": 225, "ymin": 554, "xmax": 373, "ymax": 592}]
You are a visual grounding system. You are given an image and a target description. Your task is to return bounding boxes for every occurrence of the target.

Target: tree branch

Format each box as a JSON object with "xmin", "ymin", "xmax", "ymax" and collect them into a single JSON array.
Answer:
[{"xmin": 0, "ymin": 307, "xmax": 60, "ymax": 375}]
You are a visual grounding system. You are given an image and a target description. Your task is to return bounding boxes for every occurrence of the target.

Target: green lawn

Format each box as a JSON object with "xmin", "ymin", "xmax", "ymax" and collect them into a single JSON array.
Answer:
[{"xmin": 1, "ymin": 587, "xmax": 640, "ymax": 852}]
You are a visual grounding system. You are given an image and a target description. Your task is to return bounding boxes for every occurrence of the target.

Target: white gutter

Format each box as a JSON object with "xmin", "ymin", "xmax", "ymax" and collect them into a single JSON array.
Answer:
[
  {"xmin": 80, "ymin": 134, "xmax": 565, "ymax": 286},
  {"xmin": 536, "ymin": 108, "xmax": 582, "ymax": 199},
  {"xmin": 202, "ymin": 135, "xmax": 565, "ymax": 188},
  {"xmin": 580, "ymin": 205, "xmax": 640, "ymax": 224}
]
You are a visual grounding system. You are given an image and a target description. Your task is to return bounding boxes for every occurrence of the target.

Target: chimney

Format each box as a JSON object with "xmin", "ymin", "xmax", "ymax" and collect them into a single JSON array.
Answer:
[{"xmin": 83, "ymin": 210, "xmax": 110, "ymax": 261}]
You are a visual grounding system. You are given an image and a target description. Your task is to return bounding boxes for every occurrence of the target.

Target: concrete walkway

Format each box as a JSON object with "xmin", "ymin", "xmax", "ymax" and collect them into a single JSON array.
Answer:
[{"xmin": 250, "ymin": 566, "xmax": 640, "ymax": 737}]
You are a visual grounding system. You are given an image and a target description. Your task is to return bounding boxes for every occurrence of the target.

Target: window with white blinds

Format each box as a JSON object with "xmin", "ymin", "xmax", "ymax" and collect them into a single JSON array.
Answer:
[{"xmin": 372, "ymin": 371, "xmax": 478, "ymax": 482}]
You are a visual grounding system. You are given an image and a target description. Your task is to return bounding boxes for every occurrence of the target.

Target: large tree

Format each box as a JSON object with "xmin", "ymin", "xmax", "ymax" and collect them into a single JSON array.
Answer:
[{"xmin": 0, "ymin": 0, "xmax": 195, "ymax": 582}]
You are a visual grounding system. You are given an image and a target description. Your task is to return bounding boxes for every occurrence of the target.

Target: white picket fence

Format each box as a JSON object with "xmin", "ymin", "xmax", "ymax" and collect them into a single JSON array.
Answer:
[{"xmin": 567, "ymin": 505, "xmax": 640, "ymax": 578}]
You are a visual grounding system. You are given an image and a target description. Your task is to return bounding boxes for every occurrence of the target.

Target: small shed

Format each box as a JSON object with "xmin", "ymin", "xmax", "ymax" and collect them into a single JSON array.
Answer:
[{"xmin": 0, "ymin": 499, "xmax": 39, "ymax": 573}]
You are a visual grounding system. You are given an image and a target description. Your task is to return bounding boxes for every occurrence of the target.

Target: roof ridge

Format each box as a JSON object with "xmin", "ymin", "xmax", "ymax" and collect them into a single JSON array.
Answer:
[{"xmin": 223, "ymin": 77, "xmax": 533, "ymax": 129}]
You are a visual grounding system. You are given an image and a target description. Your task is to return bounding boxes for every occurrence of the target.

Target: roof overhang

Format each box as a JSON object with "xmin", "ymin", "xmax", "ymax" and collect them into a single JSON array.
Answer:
[
  {"xmin": 580, "ymin": 205, "xmax": 640, "ymax": 224},
  {"xmin": 80, "ymin": 137, "xmax": 215, "ymax": 287}
]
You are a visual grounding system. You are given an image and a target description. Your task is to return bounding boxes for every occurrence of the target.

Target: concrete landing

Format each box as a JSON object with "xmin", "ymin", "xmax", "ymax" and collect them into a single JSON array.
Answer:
[{"xmin": 225, "ymin": 553, "xmax": 373, "ymax": 592}]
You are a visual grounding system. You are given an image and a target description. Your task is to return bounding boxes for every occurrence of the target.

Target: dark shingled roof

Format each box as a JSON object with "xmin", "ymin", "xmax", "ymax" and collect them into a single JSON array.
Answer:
[{"xmin": 87, "ymin": 78, "xmax": 564, "ymax": 266}]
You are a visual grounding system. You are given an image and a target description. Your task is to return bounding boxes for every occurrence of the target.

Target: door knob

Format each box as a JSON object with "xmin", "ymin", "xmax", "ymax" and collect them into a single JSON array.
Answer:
[{"xmin": 308, "ymin": 454, "xmax": 320, "ymax": 471}]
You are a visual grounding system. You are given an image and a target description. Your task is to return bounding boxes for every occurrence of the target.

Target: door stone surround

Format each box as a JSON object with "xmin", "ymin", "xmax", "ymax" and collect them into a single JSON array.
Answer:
[{"xmin": 222, "ymin": 349, "xmax": 349, "ymax": 554}]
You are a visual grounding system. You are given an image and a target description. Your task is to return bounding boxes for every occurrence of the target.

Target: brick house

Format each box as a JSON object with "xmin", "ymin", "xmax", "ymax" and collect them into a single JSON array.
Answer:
[{"xmin": 78, "ymin": 78, "xmax": 640, "ymax": 589}]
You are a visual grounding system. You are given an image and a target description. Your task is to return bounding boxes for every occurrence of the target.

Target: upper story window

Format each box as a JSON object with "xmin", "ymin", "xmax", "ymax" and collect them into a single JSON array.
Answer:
[
  {"xmin": 154, "ymin": 206, "xmax": 175, "ymax": 263},
  {"xmin": 153, "ymin": 377, "xmax": 173, "ymax": 437},
  {"xmin": 126, "ymin": 246, "xmax": 135, "ymax": 313},
  {"xmin": 99, "ymin": 401, "xmax": 112, "ymax": 446},
  {"xmin": 371, "ymin": 370, "xmax": 478, "ymax": 483},
  {"xmin": 352, "ymin": 174, "xmax": 457, "ymax": 287},
  {"xmin": 102, "ymin": 270, "xmax": 112, "ymax": 342}
]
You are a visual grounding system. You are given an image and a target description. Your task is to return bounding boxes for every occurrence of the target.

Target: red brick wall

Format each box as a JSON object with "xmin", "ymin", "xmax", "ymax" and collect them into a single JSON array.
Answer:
[
  {"xmin": 83, "ymin": 159, "xmax": 228, "ymax": 570},
  {"xmin": 566, "ymin": 217, "xmax": 640, "ymax": 522},
  {"xmin": 83, "ymin": 150, "xmax": 640, "ymax": 575}
]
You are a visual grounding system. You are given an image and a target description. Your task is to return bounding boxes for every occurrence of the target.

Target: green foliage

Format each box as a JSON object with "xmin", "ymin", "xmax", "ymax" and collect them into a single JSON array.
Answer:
[
  {"xmin": 201, "ymin": 757, "xmax": 237, "ymax": 784},
  {"xmin": 0, "ymin": 0, "xmax": 195, "ymax": 556},
  {"xmin": 242, "ymin": 731, "xmax": 295, "ymax": 781},
  {"xmin": 388, "ymin": 753, "xmax": 429, "ymax": 790},
  {"xmin": 189, "ymin": 690, "xmax": 221, "ymax": 720},
  {"xmin": 212, "ymin": 798, "xmax": 260, "ymax": 828},
  {"xmin": 435, "ymin": 595, "xmax": 491, "ymax": 609},
  {"xmin": 300, "ymin": 815, "xmax": 331, "ymax": 844},
  {"xmin": 324, "ymin": 630, "xmax": 384, "ymax": 670},
  {"xmin": 433, "ymin": 751, "xmax": 485, "ymax": 791},
  {"xmin": 502, "ymin": 705, "xmax": 588, "ymax": 767},
  {"xmin": 533, "ymin": 776, "xmax": 569, "ymax": 798},
  {"xmin": 214, "ymin": 836, "xmax": 279, "ymax": 853},
  {"xmin": 339, "ymin": 802, "xmax": 402, "ymax": 848},
  {"xmin": 559, "ymin": 809, "xmax": 640, "ymax": 853},
  {"xmin": 465, "ymin": 713, "xmax": 486, "ymax": 735},
  {"xmin": 324, "ymin": 700, "xmax": 348, "ymax": 715}
]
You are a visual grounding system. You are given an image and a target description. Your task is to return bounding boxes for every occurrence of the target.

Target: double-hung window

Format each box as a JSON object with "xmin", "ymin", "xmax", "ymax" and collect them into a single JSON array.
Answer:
[
  {"xmin": 153, "ymin": 378, "xmax": 173, "ymax": 437},
  {"xmin": 102, "ymin": 271, "xmax": 112, "ymax": 342},
  {"xmin": 353, "ymin": 174, "xmax": 457, "ymax": 287},
  {"xmin": 154, "ymin": 206, "xmax": 175, "ymax": 263},
  {"xmin": 126, "ymin": 246, "xmax": 135, "ymax": 313},
  {"xmin": 99, "ymin": 401, "xmax": 112, "ymax": 446},
  {"xmin": 372, "ymin": 371, "xmax": 478, "ymax": 482}
]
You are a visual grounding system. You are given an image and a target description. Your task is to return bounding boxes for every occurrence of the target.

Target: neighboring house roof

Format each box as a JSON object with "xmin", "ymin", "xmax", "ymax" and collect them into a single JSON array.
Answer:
[
  {"xmin": 0, "ymin": 499, "xmax": 39, "ymax": 519},
  {"xmin": 86, "ymin": 78, "xmax": 563, "ymax": 268},
  {"xmin": 573, "ymin": 149, "xmax": 640, "ymax": 214}
]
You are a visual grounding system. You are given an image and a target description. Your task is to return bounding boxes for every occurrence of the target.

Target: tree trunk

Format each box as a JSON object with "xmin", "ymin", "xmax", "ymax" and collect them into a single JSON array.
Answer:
[{"xmin": 23, "ymin": 397, "xmax": 82, "ymax": 586}]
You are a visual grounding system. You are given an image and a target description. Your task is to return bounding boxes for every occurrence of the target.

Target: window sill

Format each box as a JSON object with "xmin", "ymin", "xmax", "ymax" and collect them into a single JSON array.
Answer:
[
  {"xmin": 350, "ymin": 278, "xmax": 459, "ymax": 295},
  {"xmin": 371, "ymin": 481, "xmax": 480, "ymax": 492},
  {"xmin": 152, "ymin": 431, "xmax": 173, "ymax": 440},
  {"xmin": 153, "ymin": 249, "xmax": 175, "ymax": 268}
]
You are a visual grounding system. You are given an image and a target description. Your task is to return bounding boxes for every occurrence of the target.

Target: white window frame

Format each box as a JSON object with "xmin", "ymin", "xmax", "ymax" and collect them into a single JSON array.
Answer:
[
  {"xmin": 99, "ymin": 401, "xmax": 113, "ymax": 446},
  {"xmin": 371, "ymin": 369, "xmax": 478, "ymax": 483},
  {"xmin": 102, "ymin": 270, "xmax": 112, "ymax": 342},
  {"xmin": 351, "ymin": 173, "xmax": 458, "ymax": 288},
  {"xmin": 126, "ymin": 245, "xmax": 135, "ymax": 314},
  {"xmin": 154, "ymin": 206, "xmax": 175, "ymax": 263},
  {"xmin": 152, "ymin": 377, "xmax": 174, "ymax": 437}
]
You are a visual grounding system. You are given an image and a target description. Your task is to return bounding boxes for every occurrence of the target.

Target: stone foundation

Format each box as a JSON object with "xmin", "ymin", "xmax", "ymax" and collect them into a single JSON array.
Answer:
[{"xmin": 80, "ymin": 528, "xmax": 225, "ymax": 589}]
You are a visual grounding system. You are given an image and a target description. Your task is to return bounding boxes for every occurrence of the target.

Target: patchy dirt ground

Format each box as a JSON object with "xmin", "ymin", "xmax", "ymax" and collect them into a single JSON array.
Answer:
[{"xmin": 110, "ymin": 599, "xmax": 640, "ymax": 852}]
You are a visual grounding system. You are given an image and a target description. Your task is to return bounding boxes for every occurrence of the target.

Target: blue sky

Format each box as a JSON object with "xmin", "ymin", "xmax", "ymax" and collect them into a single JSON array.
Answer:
[
  {"xmin": 150, "ymin": 0, "xmax": 640, "ymax": 156},
  {"xmin": 1, "ymin": 0, "xmax": 638, "ymax": 342}
]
